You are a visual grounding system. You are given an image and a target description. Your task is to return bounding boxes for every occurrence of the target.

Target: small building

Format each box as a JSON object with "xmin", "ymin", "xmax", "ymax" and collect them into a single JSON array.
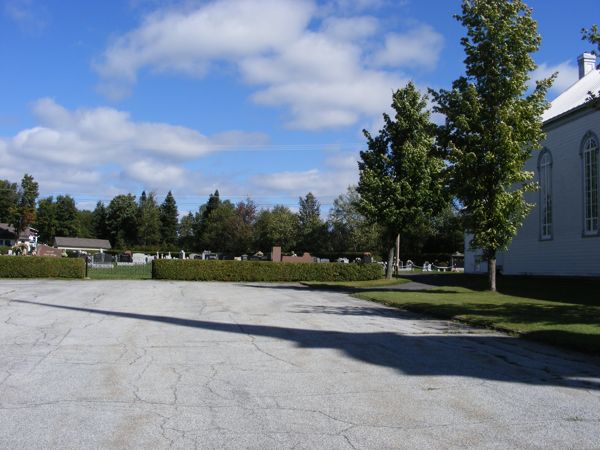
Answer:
[
  {"xmin": 54, "ymin": 237, "xmax": 112, "ymax": 253},
  {"xmin": 0, "ymin": 223, "xmax": 38, "ymax": 248}
]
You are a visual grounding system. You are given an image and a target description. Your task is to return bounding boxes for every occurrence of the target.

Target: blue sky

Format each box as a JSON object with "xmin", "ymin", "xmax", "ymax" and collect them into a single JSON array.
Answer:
[{"xmin": 0, "ymin": 0, "xmax": 597, "ymax": 214}]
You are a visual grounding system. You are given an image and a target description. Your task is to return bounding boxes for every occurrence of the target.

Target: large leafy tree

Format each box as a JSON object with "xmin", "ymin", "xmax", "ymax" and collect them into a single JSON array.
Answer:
[
  {"xmin": 35, "ymin": 197, "xmax": 57, "ymax": 243},
  {"xmin": 0, "ymin": 180, "xmax": 18, "ymax": 223},
  {"xmin": 431, "ymin": 0, "xmax": 554, "ymax": 291},
  {"xmin": 91, "ymin": 201, "xmax": 109, "ymax": 240},
  {"xmin": 328, "ymin": 186, "xmax": 383, "ymax": 255},
  {"xmin": 137, "ymin": 191, "xmax": 161, "ymax": 246},
  {"xmin": 296, "ymin": 192, "xmax": 326, "ymax": 254},
  {"xmin": 159, "ymin": 191, "xmax": 178, "ymax": 245},
  {"xmin": 55, "ymin": 195, "xmax": 79, "ymax": 238},
  {"xmin": 106, "ymin": 194, "xmax": 138, "ymax": 248},
  {"xmin": 193, "ymin": 190, "xmax": 221, "ymax": 248},
  {"xmin": 11, "ymin": 174, "xmax": 39, "ymax": 234},
  {"xmin": 77, "ymin": 210, "xmax": 95, "ymax": 238},
  {"xmin": 254, "ymin": 205, "xmax": 298, "ymax": 253},
  {"xmin": 178, "ymin": 212, "xmax": 197, "ymax": 250},
  {"xmin": 358, "ymin": 82, "xmax": 445, "ymax": 278}
]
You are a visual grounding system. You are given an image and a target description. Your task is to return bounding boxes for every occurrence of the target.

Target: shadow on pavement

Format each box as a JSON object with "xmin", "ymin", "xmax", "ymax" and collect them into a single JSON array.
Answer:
[{"xmin": 10, "ymin": 299, "xmax": 600, "ymax": 391}]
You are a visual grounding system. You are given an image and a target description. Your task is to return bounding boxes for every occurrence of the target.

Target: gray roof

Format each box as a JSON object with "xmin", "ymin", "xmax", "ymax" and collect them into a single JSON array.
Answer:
[
  {"xmin": 0, "ymin": 223, "xmax": 37, "ymax": 239},
  {"xmin": 54, "ymin": 237, "xmax": 112, "ymax": 249}
]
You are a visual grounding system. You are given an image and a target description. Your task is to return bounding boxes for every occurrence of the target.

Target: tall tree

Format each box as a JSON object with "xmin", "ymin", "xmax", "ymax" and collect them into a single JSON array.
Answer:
[
  {"xmin": 77, "ymin": 210, "xmax": 95, "ymax": 238},
  {"xmin": 138, "ymin": 191, "xmax": 161, "ymax": 246},
  {"xmin": 91, "ymin": 201, "xmax": 109, "ymax": 240},
  {"xmin": 0, "ymin": 180, "xmax": 18, "ymax": 223},
  {"xmin": 254, "ymin": 205, "xmax": 298, "ymax": 253},
  {"xmin": 358, "ymin": 82, "xmax": 445, "ymax": 278},
  {"xmin": 55, "ymin": 195, "xmax": 79, "ymax": 237},
  {"xmin": 35, "ymin": 197, "xmax": 57, "ymax": 243},
  {"xmin": 12, "ymin": 174, "xmax": 39, "ymax": 234},
  {"xmin": 193, "ymin": 190, "xmax": 221, "ymax": 248},
  {"xmin": 328, "ymin": 187, "xmax": 383, "ymax": 255},
  {"xmin": 159, "ymin": 191, "xmax": 179, "ymax": 245},
  {"xmin": 178, "ymin": 212, "xmax": 197, "ymax": 250},
  {"xmin": 296, "ymin": 192, "xmax": 326, "ymax": 254},
  {"xmin": 431, "ymin": 0, "xmax": 554, "ymax": 291},
  {"xmin": 106, "ymin": 194, "xmax": 138, "ymax": 248}
]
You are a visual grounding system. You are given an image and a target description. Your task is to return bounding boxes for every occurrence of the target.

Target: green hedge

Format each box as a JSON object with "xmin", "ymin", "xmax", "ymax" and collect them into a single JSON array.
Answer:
[
  {"xmin": 0, "ymin": 256, "xmax": 85, "ymax": 279},
  {"xmin": 153, "ymin": 260, "xmax": 383, "ymax": 282}
]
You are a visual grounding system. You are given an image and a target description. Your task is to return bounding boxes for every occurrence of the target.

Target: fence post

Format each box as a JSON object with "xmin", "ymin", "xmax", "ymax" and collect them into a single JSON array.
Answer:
[{"xmin": 85, "ymin": 258, "xmax": 88, "ymax": 278}]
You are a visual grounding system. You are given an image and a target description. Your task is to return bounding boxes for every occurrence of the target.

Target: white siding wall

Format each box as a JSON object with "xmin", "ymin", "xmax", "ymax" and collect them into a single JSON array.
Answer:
[{"xmin": 502, "ymin": 108, "xmax": 600, "ymax": 276}]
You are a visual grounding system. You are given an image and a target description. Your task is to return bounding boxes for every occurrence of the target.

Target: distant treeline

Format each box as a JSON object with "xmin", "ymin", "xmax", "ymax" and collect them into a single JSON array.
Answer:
[{"xmin": 0, "ymin": 175, "xmax": 463, "ymax": 259}]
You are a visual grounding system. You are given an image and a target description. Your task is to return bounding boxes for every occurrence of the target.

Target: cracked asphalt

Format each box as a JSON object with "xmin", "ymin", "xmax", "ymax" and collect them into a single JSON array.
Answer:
[{"xmin": 1, "ymin": 280, "xmax": 599, "ymax": 449}]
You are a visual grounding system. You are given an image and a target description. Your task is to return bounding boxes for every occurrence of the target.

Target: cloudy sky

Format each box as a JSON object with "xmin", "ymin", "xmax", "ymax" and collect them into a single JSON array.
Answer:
[{"xmin": 0, "ymin": 0, "xmax": 596, "ymax": 213}]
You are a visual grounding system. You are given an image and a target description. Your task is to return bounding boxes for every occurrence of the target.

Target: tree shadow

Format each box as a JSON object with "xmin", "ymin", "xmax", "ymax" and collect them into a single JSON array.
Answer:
[{"xmin": 10, "ymin": 299, "xmax": 600, "ymax": 391}]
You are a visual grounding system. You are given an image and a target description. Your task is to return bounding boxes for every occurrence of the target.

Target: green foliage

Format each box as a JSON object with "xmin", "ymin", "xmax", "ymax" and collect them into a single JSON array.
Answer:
[
  {"xmin": 159, "ymin": 191, "xmax": 178, "ymax": 245},
  {"xmin": 254, "ymin": 205, "xmax": 298, "ymax": 252},
  {"xmin": 431, "ymin": 0, "xmax": 554, "ymax": 289},
  {"xmin": 582, "ymin": 24, "xmax": 600, "ymax": 104},
  {"xmin": 297, "ymin": 192, "xmax": 326, "ymax": 254},
  {"xmin": 35, "ymin": 196, "xmax": 57, "ymax": 243},
  {"xmin": 138, "ymin": 191, "xmax": 161, "ymax": 246},
  {"xmin": 582, "ymin": 24, "xmax": 600, "ymax": 55},
  {"xmin": 77, "ymin": 210, "xmax": 94, "ymax": 238},
  {"xmin": 55, "ymin": 195, "xmax": 79, "ymax": 238},
  {"xmin": 0, "ymin": 180, "xmax": 18, "ymax": 223},
  {"xmin": 358, "ymin": 82, "xmax": 445, "ymax": 275},
  {"xmin": 92, "ymin": 201, "xmax": 109, "ymax": 240},
  {"xmin": 0, "ymin": 256, "xmax": 85, "ymax": 278},
  {"xmin": 328, "ymin": 186, "xmax": 384, "ymax": 255},
  {"xmin": 11, "ymin": 174, "xmax": 39, "ymax": 233},
  {"xmin": 153, "ymin": 259, "xmax": 382, "ymax": 282},
  {"xmin": 178, "ymin": 212, "xmax": 196, "ymax": 250},
  {"xmin": 107, "ymin": 194, "xmax": 138, "ymax": 248}
]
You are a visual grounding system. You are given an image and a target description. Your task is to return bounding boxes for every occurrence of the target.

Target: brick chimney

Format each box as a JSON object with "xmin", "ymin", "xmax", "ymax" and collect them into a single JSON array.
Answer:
[{"xmin": 578, "ymin": 53, "xmax": 597, "ymax": 79}]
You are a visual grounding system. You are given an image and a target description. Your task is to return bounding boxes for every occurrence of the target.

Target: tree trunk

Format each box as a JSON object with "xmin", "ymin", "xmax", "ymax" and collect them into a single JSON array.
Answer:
[
  {"xmin": 488, "ymin": 257, "xmax": 496, "ymax": 292},
  {"xmin": 386, "ymin": 246, "xmax": 394, "ymax": 279},
  {"xmin": 395, "ymin": 233, "xmax": 400, "ymax": 276}
]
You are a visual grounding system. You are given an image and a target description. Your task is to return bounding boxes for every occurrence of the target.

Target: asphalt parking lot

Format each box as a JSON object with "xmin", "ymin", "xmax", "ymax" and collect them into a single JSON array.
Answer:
[{"xmin": 1, "ymin": 280, "xmax": 599, "ymax": 449}]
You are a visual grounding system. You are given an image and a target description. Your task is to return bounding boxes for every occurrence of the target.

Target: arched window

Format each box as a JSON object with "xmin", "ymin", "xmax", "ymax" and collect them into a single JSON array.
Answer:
[
  {"xmin": 583, "ymin": 133, "xmax": 599, "ymax": 235},
  {"xmin": 538, "ymin": 149, "xmax": 552, "ymax": 239}
]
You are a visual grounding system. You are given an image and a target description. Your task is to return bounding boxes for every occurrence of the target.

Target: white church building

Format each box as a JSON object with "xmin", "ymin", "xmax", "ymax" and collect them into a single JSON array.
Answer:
[{"xmin": 465, "ymin": 53, "xmax": 600, "ymax": 277}]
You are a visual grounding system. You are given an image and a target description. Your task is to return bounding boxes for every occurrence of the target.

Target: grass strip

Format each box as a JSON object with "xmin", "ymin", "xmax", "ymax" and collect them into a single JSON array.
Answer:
[
  {"xmin": 354, "ymin": 286, "xmax": 600, "ymax": 354},
  {"xmin": 302, "ymin": 278, "xmax": 410, "ymax": 290}
]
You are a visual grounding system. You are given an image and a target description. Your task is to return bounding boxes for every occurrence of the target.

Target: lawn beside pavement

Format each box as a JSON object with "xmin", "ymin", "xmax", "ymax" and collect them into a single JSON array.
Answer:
[
  {"xmin": 302, "ymin": 278, "xmax": 411, "ymax": 290},
  {"xmin": 353, "ymin": 275, "xmax": 600, "ymax": 354}
]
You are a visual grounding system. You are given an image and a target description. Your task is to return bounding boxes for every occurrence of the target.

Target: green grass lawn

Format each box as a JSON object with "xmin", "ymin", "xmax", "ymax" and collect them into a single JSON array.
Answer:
[
  {"xmin": 354, "ymin": 275, "xmax": 600, "ymax": 354},
  {"xmin": 302, "ymin": 277, "xmax": 411, "ymax": 290},
  {"xmin": 88, "ymin": 264, "xmax": 152, "ymax": 280}
]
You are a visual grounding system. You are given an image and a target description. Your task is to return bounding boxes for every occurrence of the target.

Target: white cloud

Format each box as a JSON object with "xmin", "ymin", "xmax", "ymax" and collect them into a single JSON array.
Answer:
[
  {"xmin": 95, "ymin": 0, "xmax": 314, "ymax": 84},
  {"xmin": 94, "ymin": 0, "xmax": 440, "ymax": 130},
  {"xmin": 0, "ymin": 98, "xmax": 269, "ymax": 198},
  {"xmin": 3, "ymin": 0, "xmax": 49, "ymax": 33},
  {"xmin": 250, "ymin": 151, "xmax": 359, "ymax": 198},
  {"xmin": 530, "ymin": 61, "xmax": 579, "ymax": 96},
  {"xmin": 372, "ymin": 25, "xmax": 444, "ymax": 69}
]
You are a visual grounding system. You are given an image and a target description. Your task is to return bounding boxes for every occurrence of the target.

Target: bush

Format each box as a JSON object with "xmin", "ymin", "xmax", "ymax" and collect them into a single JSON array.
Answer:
[
  {"xmin": 153, "ymin": 260, "xmax": 382, "ymax": 282},
  {"xmin": 0, "ymin": 256, "xmax": 85, "ymax": 279}
]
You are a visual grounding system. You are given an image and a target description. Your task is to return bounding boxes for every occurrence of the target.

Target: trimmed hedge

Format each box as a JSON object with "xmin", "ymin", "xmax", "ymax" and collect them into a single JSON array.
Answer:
[
  {"xmin": 153, "ymin": 260, "xmax": 383, "ymax": 282},
  {"xmin": 0, "ymin": 256, "xmax": 85, "ymax": 279}
]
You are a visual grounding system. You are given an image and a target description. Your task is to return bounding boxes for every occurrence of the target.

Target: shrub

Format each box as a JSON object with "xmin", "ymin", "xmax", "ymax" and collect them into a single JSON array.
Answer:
[
  {"xmin": 153, "ymin": 260, "xmax": 382, "ymax": 282},
  {"xmin": 0, "ymin": 256, "xmax": 85, "ymax": 279}
]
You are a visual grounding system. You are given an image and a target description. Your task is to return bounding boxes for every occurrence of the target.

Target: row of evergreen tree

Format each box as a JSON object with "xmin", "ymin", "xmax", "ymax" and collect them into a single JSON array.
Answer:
[{"xmin": 0, "ymin": 174, "xmax": 462, "ymax": 257}]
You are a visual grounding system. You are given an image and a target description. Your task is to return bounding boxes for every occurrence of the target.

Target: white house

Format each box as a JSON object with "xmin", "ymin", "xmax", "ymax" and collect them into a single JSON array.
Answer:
[{"xmin": 465, "ymin": 53, "xmax": 600, "ymax": 277}]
